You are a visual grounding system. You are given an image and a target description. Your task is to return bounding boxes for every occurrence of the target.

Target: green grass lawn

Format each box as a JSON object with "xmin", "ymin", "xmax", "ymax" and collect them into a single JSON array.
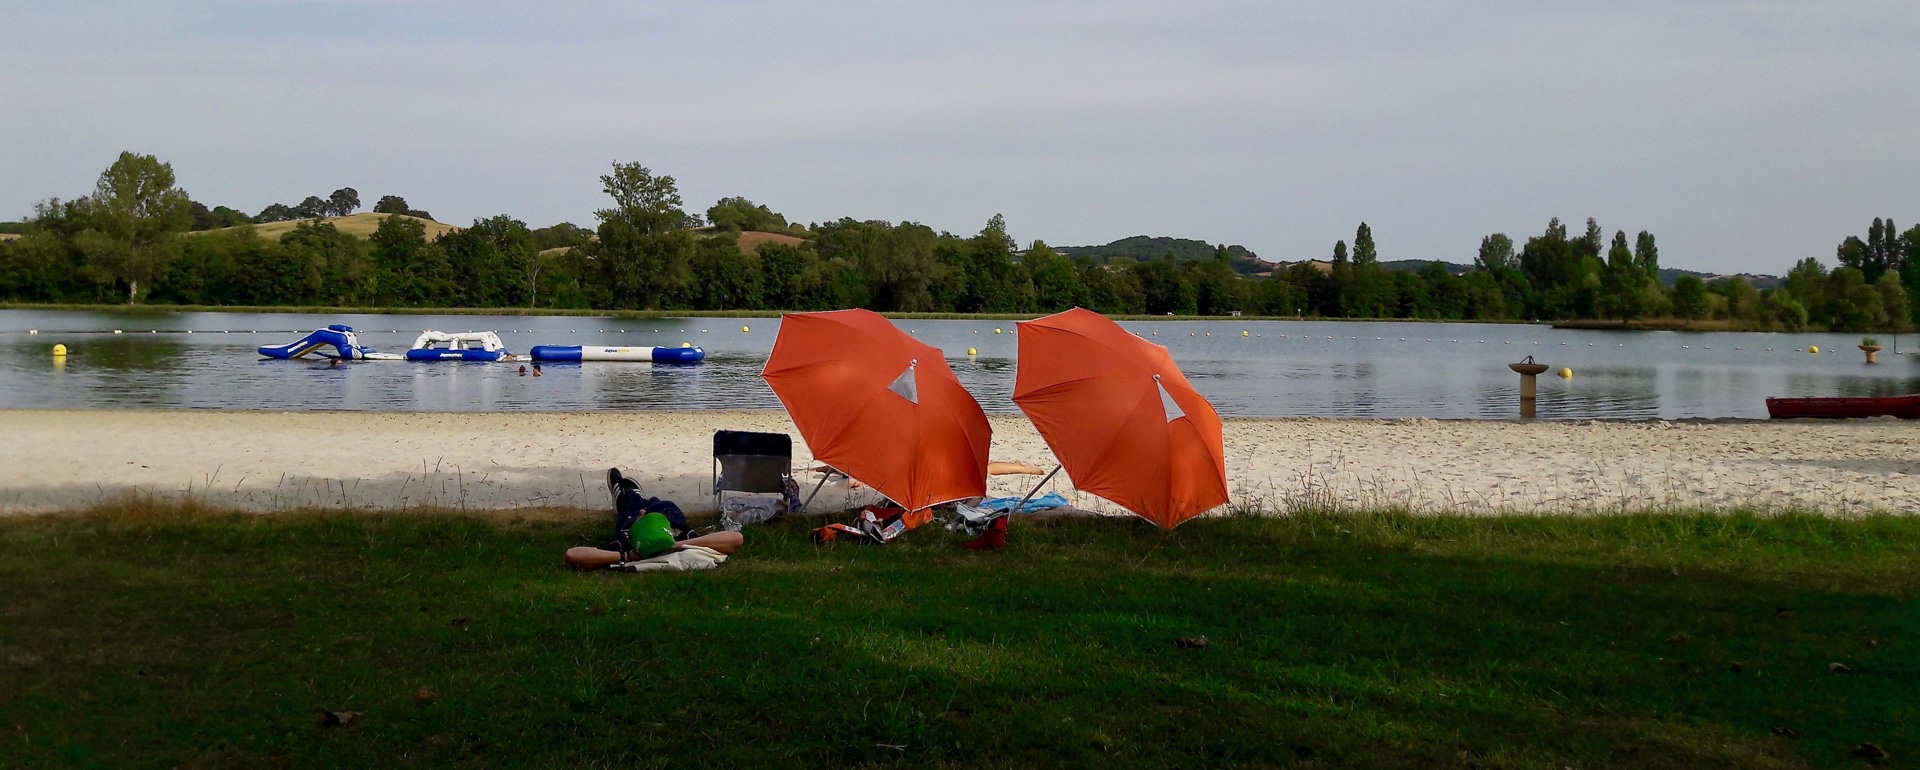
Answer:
[{"xmin": 2, "ymin": 506, "xmax": 1915, "ymax": 768}]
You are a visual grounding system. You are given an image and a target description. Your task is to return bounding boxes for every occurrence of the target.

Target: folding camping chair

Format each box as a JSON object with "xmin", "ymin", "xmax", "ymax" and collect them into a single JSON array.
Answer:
[{"xmin": 712, "ymin": 430, "xmax": 795, "ymax": 529}]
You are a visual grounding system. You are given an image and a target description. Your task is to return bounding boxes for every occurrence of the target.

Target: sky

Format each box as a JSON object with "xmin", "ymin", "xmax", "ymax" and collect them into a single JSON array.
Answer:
[{"xmin": 1, "ymin": 1, "xmax": 1915, "ymax": 274}]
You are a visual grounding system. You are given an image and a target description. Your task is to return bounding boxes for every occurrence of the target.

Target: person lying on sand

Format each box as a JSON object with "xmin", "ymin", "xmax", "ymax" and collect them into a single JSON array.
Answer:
[{"xmin": 564, "ymin": 468, "xmax": 743, "ymax": 570}]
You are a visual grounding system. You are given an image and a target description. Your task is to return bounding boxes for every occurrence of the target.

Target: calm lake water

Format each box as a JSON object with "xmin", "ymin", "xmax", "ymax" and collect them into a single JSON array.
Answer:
[{"xmin": 3, "ymin": 309, "xmax": 1916, "ymax": 419}]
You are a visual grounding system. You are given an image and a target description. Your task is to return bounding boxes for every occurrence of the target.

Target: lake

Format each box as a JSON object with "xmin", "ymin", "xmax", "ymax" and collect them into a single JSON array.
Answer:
[{"xmin": 2, "ymin": 309, "xmax": 1915, "ymax": 419}]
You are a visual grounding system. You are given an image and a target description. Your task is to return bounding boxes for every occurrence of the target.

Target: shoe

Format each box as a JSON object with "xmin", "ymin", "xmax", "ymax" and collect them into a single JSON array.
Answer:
[
  {"xmin": 605, "ymin": 468, "xmax": 625, "ymax": 507},
  {"xmin": 961, "ymin": 516, "xmax": 1008, "ymax": 550},
  {"xmin": 605, "ymin": 468, "xmax": 639, "ymax": 507}
]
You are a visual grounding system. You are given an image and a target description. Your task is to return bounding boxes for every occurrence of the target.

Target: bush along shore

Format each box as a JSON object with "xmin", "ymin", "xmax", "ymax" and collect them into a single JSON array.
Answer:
[{"xmin": 2, "ymin": 502, "xmax": 1914, "ymax": 768}]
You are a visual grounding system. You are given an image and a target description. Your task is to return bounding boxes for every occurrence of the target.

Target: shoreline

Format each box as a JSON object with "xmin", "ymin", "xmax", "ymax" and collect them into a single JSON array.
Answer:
[
  {"xmin": 4, "ymin": 409, "xmax": 1915, "ymax": 516},
  {"xmin": 4, "ymin": 303, "xmax": 1909, "ymax": 334},
  {"xmin": 0, "ymin": 302, "xmax": 1533, "ymax": 325}
]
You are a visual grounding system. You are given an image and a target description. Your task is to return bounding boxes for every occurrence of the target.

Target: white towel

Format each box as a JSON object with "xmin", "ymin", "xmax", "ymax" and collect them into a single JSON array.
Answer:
[{"xmin": 609, "ymin": 545, "xmax": 728, "ymax": 573}]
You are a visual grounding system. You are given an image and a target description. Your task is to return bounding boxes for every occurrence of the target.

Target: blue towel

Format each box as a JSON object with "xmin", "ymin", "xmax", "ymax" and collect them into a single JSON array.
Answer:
[{"xmin": 976, "ymin": 492, "xmax": 1069, "ymax": 513}]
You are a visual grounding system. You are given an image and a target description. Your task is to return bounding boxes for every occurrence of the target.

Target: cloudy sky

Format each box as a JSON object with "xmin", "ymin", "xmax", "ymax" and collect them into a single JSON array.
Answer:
[{"xmin": 1, "ymin": 1, "xmax": 1914, "ymax": 273}]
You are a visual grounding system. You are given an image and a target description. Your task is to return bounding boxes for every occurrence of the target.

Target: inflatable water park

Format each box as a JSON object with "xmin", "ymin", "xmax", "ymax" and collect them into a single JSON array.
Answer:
[{"xmin": 258, "ymin": 325, "xmax": 706, "ymax": 364}]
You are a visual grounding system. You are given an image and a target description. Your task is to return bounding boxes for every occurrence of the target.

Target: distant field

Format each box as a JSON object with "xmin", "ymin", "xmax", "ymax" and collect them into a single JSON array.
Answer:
[
  {"xmin": 191, "ymin": 212, "xmax": 461, "ymax": 241},
  {"xmin": 534, "ymin": 229, "xmax": 804, "ymax": 258},
  {"xmin": 735, "ymin": 230, "xmax": 805, "ymax": 254}
]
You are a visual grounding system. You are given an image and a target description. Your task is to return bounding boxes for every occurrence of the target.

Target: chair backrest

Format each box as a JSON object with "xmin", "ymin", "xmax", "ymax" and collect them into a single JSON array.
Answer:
[
  {"xmin": 714, "ymin": 430, "xmax": 792, "ymax": 495},
  {"xmin": 714, "ymin": 430, "xmax": 792, "ymax": 458}
]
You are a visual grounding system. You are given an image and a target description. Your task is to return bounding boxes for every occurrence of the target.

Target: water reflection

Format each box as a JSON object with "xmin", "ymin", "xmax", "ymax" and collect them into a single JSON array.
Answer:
[{"xmin": 2, "ymin": 309, "xmax": 1918, "ymax": 419}]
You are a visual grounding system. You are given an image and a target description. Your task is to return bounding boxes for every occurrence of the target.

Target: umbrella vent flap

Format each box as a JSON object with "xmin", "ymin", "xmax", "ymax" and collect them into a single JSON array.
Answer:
[
  {"xmin": 1155, "ymin": 374, "xmax": 1184, "ymax": 422},
  {"xmin": 888, "ymin": 360, "xmax": 918, "ymax": 404}
]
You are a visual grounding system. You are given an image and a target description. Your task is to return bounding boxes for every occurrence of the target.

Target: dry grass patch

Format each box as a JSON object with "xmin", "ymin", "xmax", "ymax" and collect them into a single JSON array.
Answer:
[{"xmin": 191, "ymin": 212, "xmax": 461, "ymax": 241}]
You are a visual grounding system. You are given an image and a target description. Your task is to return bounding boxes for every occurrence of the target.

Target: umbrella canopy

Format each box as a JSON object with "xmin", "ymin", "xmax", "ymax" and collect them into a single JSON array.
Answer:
[
  {"xmin": 762, "ymin": 309, "xmax": 991, "ymax": 511},
  {"xmin": 1013, "ymin": 308, "xmax": 1228, "ymax": 528}
]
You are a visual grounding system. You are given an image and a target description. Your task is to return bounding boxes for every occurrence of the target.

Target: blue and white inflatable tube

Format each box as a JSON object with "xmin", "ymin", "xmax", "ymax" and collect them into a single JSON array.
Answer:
[{"xmin": 529, "ymin": 345, "xmax": 706, "ymax": 363}]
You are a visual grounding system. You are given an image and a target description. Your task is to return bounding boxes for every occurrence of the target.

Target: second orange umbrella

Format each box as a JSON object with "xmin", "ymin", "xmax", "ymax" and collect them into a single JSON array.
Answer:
[{"xmin": 1013, "ymin": 308, "xmax": 1229, "ymax": 527}]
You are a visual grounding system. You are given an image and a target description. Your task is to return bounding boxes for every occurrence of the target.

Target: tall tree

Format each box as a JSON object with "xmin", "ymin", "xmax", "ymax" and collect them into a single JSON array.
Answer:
[
  {"xmin": 595, "ymin": 162, "xmax": 689, "ymax": 236},
  {"xmin": 1343, "ymin": 223, "xmax": 1390, "ymax": 317},
  {"xmin": 1633, "ymin": 231, "xmax": 1659, "ymax": 282},
  {"xmin": 1599, "ymin": 230, "xmax": 1646, "ymax": 321},
  {"xmin": 584, "ymin": 161, "xmax": 694, "ymax": 309},
  {"xmin": 1352, "ymin": 223, "xmax": 1377, "ymax": 266},
  {"xmin": 74, "ymin": 152, "xmax": 193, "ymax": 302},
  {"xmin": 1475, "ymin": 233, "xmax": 1514, "ymax": 272}
]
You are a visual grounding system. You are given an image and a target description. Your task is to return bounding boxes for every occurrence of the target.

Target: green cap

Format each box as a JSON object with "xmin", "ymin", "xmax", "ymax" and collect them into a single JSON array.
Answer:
[{"xmin": 630, "ymin": 511, "xmax": 676, "ymax": 558}]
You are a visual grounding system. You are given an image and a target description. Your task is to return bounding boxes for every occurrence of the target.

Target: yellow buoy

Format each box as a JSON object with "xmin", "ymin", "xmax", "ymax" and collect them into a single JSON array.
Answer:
[
  {"xmin": 742, "ymin": 325, "xmax": 750, "ymax": 332},
  {"xmin": 52, "ymin": 344, "xmax": 67, "ymax": 356},
  {"xmin": 967, "ymin": 347, "xmax": 977, "ymax": 356},
  {"xmin": 1557, "ymin": 368, "xmax": 1573, "ymax": 378},
  {"xmin": 681, "ymin": 342, "xmax": 692, "ymax": 348},
  {"xmin": 994, "ymin": 328, "xmax": 1002, "ymax": 334},
  {"xmin": 1242, "ymin": 330, "xmax": 1248, "ymax": 337},
  {"xmin": 1808, "ymin": 345, "xmax": 1819, "ymax": 354}
]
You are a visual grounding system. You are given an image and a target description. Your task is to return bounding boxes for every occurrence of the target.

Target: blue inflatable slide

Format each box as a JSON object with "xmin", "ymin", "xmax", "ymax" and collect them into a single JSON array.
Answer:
[{"xmin": 257, "ymin": 325, "xmax": 377, "ymax": 360}]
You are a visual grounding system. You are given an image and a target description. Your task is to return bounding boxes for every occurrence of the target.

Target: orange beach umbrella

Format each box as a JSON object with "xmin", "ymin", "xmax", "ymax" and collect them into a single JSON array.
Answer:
[
  {"xmin": 762, "ymin": 309, "xmax": 991, "ymax": 511},
  {"xmin": 1013, "ymin": 308, "xmax": 1228, "ymax": 528}
]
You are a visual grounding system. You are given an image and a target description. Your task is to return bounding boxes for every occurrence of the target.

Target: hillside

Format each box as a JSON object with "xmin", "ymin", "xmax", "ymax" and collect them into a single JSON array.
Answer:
[
  {"xmin": 735, "ymin": 230, "xmax": 805, "ymax": 255},
  {"xmin": 531, "ymin": 229, "xmax": 804, "ymax": 258},
  {"xmin": 1055, "ymin": 236, "xmax": 1275, "ymax": 276},
  {"xmin": 1659, "ymin": 267, "xmax": 1781, "ymax": 289},
  {"xmin": 1380, "ymin": 259, "xmax": 1472, "ymax": 274},
  {"xmin": 191, "ymin": 212, "xmax": 461, "ymax": 241}
]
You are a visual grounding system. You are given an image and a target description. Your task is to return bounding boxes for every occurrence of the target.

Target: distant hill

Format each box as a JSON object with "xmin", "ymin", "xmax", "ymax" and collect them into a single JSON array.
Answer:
[
  {"xmin": 1282, "ymin": 259, "xmax": 1781, "ymax": 288},
  {"xmin": 1659, "ymin": 267, "xmax": 1781, "ymax": 289},
  {"xmin": 191, "ymin": 212, "xmax": 460, "ymax": 241},
  {"xmin": 734, "ymin": 230, "xmax": 805, "ymax": 255},
  {"xmin": 1379, "ymin": 259, "xmax": 1472, "ymax": 275},
  {"xmin": 1055, "ymin": 236, "xmax": 1275, "ymax": 276}
]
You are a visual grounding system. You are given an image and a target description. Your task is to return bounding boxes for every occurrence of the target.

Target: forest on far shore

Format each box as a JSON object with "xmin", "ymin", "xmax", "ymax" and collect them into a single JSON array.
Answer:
[{"xmin": 2, "ymin": 152, "xmax": 1915, "ymax": 332}]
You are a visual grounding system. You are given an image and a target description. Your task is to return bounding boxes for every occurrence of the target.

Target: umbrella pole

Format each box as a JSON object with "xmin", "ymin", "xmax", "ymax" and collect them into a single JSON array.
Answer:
[
  {"xmin": 1005, "ymin": 465, "xmax": 1062, "ymax": 523},
  {"xmin": 798, "ymin": 468, "xmax": 834, "ymax": 513}
]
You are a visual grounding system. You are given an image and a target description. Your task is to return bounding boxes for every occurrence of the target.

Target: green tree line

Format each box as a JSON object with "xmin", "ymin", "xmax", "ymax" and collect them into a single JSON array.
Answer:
[{"xmin": 2, "ymin": 153, "xmax": 1915, "ymax": 330}]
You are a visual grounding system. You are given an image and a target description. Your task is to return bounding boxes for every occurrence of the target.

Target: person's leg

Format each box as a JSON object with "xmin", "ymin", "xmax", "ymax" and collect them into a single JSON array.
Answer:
[
  {"xmin": 643, "ymin": 497, "xmax": 690, "ymax": 535},
  {"xmin": 675, "ymin": 530, "xmax": 743, "ymax": 555}
]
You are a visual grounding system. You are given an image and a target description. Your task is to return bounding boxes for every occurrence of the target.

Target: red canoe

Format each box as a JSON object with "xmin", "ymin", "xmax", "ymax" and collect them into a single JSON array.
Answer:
[{"xmin": 1766, "ymin": 394, "xmax": 1920, "ymax": 419}]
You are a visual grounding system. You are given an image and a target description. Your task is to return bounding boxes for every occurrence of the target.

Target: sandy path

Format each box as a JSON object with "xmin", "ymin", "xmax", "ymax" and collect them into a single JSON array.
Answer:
[{"xmin": 5, "ymin": 410, "xmax": 1918, "ymax": 515}]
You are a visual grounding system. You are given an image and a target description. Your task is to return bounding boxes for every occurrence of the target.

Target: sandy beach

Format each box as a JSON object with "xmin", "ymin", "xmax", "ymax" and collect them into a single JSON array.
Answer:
[{"xmin": 6, "ymin": 409, "xmax": 1918, "ymax": 515}]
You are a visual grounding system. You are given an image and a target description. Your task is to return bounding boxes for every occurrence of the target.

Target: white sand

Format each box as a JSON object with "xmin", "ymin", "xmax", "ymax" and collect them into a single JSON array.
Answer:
[{"xmin": 4, "ymin": 410, "xmax": 1917, "ymax": 515}]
